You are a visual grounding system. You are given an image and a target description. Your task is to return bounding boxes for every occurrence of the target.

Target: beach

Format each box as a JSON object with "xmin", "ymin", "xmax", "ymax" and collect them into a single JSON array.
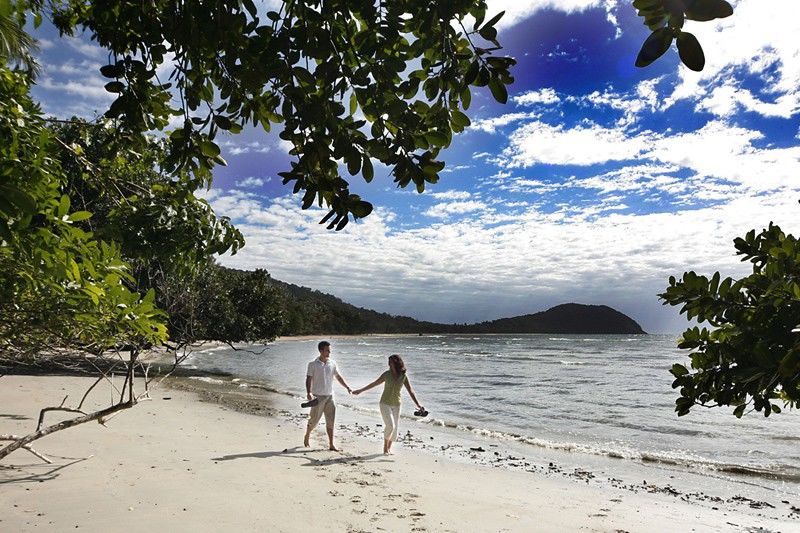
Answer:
[{"xmin": 2, "ymin": 373, "xmax": 798, "ymax": 532}]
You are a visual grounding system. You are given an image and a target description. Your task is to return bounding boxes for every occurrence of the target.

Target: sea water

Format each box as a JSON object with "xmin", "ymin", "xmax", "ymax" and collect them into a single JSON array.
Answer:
[{"xmin": 185, "ymin": 334, "xmax": 800, "ymax": 500}]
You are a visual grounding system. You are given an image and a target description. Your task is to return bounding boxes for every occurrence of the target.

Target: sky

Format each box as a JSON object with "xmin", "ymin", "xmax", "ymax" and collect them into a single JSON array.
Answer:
[{"xmin": 29, "ymin": 0, "xmax": 800, "ymax": 333}]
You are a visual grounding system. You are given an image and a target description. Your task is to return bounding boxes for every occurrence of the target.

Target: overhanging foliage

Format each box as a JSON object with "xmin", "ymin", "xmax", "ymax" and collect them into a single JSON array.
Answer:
[{"xmin": 661, "ymin": 223, "xmax": 800, "ymax": 418}]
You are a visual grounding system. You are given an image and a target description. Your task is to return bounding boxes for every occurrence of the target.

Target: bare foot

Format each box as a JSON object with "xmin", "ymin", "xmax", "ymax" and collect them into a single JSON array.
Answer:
[
  {"xmin": 303, "ymin": 436, "xmax": 310, "ymax": 447},
  {"xmin": 329, "ymin": 445, "xmax": 341, "ymax": 451}
]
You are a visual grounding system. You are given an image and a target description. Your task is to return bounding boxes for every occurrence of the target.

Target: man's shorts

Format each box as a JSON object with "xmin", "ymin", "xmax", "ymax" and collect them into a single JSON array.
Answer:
[{"xmin": 307, "ymin": 395, "xmax": 335, "ymax": 428}]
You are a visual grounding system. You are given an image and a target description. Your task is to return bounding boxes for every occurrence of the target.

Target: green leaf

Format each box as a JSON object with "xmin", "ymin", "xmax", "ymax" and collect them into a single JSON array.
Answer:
[
  {"xmin": 346, "ymin": 152, "xmax": 361, "ymax": 176},
  {"xmin": 451, "ymin": 109, "xmax": 471, "ymax": 128},
  {"xmin": 488, "ymin": 78, "xmax": 508, "ymax": 104},
  {"xmin": 461, "ymin": 87, "xmax": 472, "ymax": 110},
  {"xmin": 104, "ymin": 81, "xmax": 125, "ymax": 93},
  {"xmin": 213, "ymin": 115, "xmax": 233, "ymax": 130},
  {"xmin": 670, "ymin": 363, "xmax": 689, "ymax": 377},
  {"xmin": 676, "ymin": 32, "xmax": 705, "ymax": 71},
  {"xmin": 99, "ymin": 64, "xmax": 124, "ymax": 78},
  {"xmin": 58, "ymin": 195, "xmax": 70, "ymax": 217},
  {"xmin": 349, "ymin": 92, "xmax": 358, "ymax": 116},
  {"xmin": 199, "ymin": 140, "xmax": 221, "ymax": 158},
  {"xmin": 349, "ymin": 200, "xmax": 373, "ymax": 219},
  {"xmin": 362, "ymin": 155, "xmax": 374, "ymax": 183},
  {"xmin": 481, "ymin": 10, "xmax": 505, "ymax": 31},
  {"xmin": 685, "ymin": 0, "xmax": 733, "ymax": 21},
  {"xmin": 69, "ymin": 211, "xmax": 93, "ymax": 222},
  {"xmin": 636, "ymin": 28, "xmax": 674, "ymax": 68}
]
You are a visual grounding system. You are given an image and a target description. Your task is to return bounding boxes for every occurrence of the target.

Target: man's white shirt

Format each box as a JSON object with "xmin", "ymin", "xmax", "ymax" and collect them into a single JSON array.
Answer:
[{"xmin": 307, "ymin": 357, "xmax": 338, "ymax": 396}]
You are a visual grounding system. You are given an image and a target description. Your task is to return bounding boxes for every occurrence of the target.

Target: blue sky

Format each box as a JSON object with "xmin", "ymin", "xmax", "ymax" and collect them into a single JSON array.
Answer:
[{"xmin": 30, "ymin": 0, "xmax": 800, "ymax": 333}]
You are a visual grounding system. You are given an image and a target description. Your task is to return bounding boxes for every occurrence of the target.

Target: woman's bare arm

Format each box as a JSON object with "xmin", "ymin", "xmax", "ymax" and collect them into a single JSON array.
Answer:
[
  {"xmin": 353, "ymin": 375, "xmax": 385, "ymax": 395},
  {"xmin": 404, "ymin": 377, "xmax": 423, "ymax": 409}
]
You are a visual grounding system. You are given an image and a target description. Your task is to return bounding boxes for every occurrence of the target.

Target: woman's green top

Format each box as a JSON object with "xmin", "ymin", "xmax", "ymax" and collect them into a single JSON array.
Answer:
[{"xmin": 379, "ymin": 370, "xmax": 407, "ymax": 406}]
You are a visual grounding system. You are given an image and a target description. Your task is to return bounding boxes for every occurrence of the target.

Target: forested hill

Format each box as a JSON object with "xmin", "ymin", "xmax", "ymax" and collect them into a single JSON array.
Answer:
[
  {"xmin": 270, "ymin": 275, "xmax": 645, "ymax": 335},
  {"xmin": 465, "ymin": 304, "xmax": 646, "ymax": 334}
]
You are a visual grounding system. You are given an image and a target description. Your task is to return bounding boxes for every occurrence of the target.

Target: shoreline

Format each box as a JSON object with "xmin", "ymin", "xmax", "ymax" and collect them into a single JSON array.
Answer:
[{"xmin": 3, "ymin": 373, "xmax": 797, "ymax": 531}]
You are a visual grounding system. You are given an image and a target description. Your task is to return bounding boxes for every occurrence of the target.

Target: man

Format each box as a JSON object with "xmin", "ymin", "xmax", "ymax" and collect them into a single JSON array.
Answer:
[{"xmin": 303, "ymin": 340, "xmax": 352, "ymax": 451}]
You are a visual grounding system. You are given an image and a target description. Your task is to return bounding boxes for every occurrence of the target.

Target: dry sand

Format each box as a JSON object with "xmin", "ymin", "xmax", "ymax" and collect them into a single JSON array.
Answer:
[{"xmin": 1, "ymin": 374, "xmax": 797, "ymax": 532}]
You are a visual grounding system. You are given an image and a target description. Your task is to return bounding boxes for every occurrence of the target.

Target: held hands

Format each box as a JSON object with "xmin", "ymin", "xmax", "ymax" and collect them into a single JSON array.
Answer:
[{"xmin": 352, "ymin": 388, "xmax": 362, "ymax": 395}]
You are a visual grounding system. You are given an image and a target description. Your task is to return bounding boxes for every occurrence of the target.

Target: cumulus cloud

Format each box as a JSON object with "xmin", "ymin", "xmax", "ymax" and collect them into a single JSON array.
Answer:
[
  {"xmin": 645, "ymin": 120, "xmax": 800, "ymax": 192},
  {"xmin": 428, "ymin": 190, "xmax": 473, "ymax": 200},
  {"xmin": 208, "ymin": 189, "xmax": 800, "ymax": 332},
  {"xmin": 424, "ymin": 200, "xmax": 488, "ymax": 219},
  {"xmin": 441, "ymin": 164, "xmax": 473, "ymax": 174},
  {"xmin": 235, "ymin": 177, "xmax": 269, "ymax": 188},
  {"xmin": 666, "ymin": 0, "xmax": 800, "ymax": 119},
  {"xmin": 499, "ymin": 120, "xmax": 654, "ymax": 167},
  {"xmin": 574, "ymin": 78, "xmax": 663, "ymax": 127},
  {"xmin": 513, "ymin": 88, "xmax": 560, "ymax": 106},
  {"xmin": 38, "ymin": 76, "xmax": 111, "ymax": 101},
  {"xmin": 220, "ymin": 140, "xmax": 272, "ymax": 156},
  {"xmin": 470, "ymin": 112, "xmax": 540, "ymax": 133},
  {"xmin": 485, "ymin": 0, "xmax": 612, "ymax": 29}
]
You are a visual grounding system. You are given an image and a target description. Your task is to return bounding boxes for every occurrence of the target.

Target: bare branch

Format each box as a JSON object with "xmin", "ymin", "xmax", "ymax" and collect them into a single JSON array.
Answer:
[
  {"xmin": 0, "ymin": 435, "xmax": 52, "ymax": 463},
  {"xmin": 0, "ymin": 398, "xmax": 134, "ymax": 462}
]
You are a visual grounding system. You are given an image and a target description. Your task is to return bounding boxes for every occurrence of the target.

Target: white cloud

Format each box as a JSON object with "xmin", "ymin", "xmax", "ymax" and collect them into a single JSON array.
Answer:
[
  {"xmin": 513, "ymin": 88, "xmax": 560, "ymax": 106},
  {"xmin": 485, "ymin": 0, "xmax": 610, "ymax": 30},
  {"xmin": 567, "ymin": 165, "xmax": 682, "ymax": 195},
  {"xmin": 696, "ymin": 83, "xmax": 800, "ymax": 118},
  {"xmin": 441, "ymin": 164, "xmax": 473, "ymax": 174},
  {"xmin": 37, "ymin": 76, "xmax": 114, "ymax": 103},
  {"xmin": 208, "ymin": 188, "xmax": 800, "ymax": 333},
  {"xmin": 428, "ymin": 190, "xmax": 472, "ymax": 200},
  {"xmin": 424, "ymin": 200, "xmax": 488, "ymax": 219},
  {"xmin": 470, "ymin": 111, "xmax": 540, "ymax": 133},
  {"xmin": 645, "ymin": 120, "xmax": 800, "ymax": 192},
  {"xmin": 499, "ymin": 120, "xmax": 654, "ymax": 167},
  {"xmin": 65, "ymin": 36, "xmax": 107, "ymax": 60},
  {"xmin": 667, "ymin": 0, "xmax": 800, "ymax": 119},
  {"xmin": 575, "ymin": 78, "xmax": 663, "ymax": 127},
  {"xmin": 235, "ymin": 177, "xmax": 269, "ymax": 188},
  {"xmin": 220, "ymin": 140, "xmax": 272, "ymax": 156}
]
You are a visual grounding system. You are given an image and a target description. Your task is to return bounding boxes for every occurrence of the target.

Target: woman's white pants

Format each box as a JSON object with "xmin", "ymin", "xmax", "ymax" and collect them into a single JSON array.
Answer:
[{"xmin": 379, "ymin": 402, "xmax": 400, "ymax": 441}]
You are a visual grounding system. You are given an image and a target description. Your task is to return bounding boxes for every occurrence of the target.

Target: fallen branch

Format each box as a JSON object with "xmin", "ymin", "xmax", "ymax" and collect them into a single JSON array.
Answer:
[
  {"xmin": 0, "ymin": 400, "xmax": 134, "ymax": 462},
  {"xmin": 0, "ymin": 434, "xmax": 53, "ymax": 464}
]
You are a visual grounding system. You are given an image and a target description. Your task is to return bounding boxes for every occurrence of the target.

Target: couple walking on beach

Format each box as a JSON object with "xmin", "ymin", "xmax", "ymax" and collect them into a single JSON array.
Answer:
[{"xmin": 303, "ymin": 341, "xmax": 425, "ymax": 454}]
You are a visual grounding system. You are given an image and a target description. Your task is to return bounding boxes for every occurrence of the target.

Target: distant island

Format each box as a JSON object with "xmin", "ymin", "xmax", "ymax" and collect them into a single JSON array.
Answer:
[{"xmin": 273, "ymin": 276, "xmax": 646, "ymax": 335}]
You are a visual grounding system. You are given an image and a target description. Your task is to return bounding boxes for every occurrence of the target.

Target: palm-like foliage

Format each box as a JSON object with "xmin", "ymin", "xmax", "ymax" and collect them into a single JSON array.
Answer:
[{"xmin": 0, "ymin": 12, "xmax": 39, "ymax": 75}]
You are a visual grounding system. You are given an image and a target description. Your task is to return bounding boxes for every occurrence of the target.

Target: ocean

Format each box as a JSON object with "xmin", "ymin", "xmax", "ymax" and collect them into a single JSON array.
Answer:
[{"xmin": 185, "ymin": 334, "xmax": 800, "ymax": 503}]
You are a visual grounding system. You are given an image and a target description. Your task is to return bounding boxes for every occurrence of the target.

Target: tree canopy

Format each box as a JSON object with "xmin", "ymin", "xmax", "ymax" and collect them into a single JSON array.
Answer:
[
  {"xmin": 9, "ymin": 0, "xmax": 732, "ymax": 230},
  {"xmin": 661, "ymin": 223, "xmax": 800, "ymax": 418},
  {"xmin": 0, "ymin": 68, "xmax": 169, "ymax": 356}
]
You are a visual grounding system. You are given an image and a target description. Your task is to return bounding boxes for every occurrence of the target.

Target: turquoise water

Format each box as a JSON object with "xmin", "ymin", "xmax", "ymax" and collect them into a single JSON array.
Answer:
[{"xmin": 187, "ymin": 334, "xmax": 800, "ymax": 488}]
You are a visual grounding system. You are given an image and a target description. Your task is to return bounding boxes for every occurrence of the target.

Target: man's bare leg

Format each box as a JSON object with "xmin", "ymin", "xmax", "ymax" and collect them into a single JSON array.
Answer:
[{"xmin": 327, "ymin": 425, "xmax": 339, "ymax": 451}]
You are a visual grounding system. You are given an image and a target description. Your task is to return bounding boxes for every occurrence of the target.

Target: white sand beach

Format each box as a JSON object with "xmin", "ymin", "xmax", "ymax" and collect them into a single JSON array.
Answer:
[{"xmin": 1, "ymin": 374, "xmax": 798, "ymax": 532}]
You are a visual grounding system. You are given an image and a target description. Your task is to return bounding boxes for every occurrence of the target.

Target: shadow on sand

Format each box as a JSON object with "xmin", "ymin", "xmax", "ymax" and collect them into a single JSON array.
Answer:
[
  {"xmin": 0, "ymin": 457, "xmax": 91, "ymax": 485},
  {"xmin": 211, "ymin": 446, "xmax": 388, "ymax": 467}
]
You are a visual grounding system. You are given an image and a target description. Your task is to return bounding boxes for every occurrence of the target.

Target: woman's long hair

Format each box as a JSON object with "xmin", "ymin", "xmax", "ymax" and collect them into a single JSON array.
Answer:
[{"xmin": 388, "ymin": 354, "xmax": 406, "ymax": 376}]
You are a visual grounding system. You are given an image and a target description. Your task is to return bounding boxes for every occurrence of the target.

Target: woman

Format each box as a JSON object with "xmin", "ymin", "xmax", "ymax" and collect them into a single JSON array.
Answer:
[{"xmin": 353, "ymin": 354, "xmax": 425, "ymax": 455}]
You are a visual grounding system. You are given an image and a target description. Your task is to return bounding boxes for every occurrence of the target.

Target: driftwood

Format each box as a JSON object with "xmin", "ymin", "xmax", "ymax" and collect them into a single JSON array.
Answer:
[
  {"xmin": 0, "ymin": 343, "xmax": 198, "ymax": 463},
  {"xmin": 0, "ymin": 435, "xmax": 52, "ymax": 463}
]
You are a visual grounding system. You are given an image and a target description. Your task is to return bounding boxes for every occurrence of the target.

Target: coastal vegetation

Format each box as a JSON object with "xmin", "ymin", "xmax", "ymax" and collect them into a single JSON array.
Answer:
[{"xmin": 661, "ymin": 223, "xmax": 800, "ymax": 417}]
